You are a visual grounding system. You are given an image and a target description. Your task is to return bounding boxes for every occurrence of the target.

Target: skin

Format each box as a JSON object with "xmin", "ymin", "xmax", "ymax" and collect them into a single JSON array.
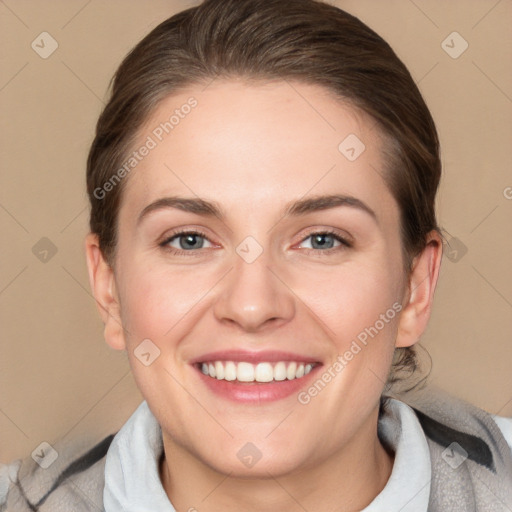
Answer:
[{"xmin": 85, "ymin": 79, "xmax": 442, "ymax": 512}]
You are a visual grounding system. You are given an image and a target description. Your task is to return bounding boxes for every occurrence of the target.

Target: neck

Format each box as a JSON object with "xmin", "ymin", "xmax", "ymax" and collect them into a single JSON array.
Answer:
[{"xmin": 159, "ymin": 407, "xmax": 394, "ymax": 512}]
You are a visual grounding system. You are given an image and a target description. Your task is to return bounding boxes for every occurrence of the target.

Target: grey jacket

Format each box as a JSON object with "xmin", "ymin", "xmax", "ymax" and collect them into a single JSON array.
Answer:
[{"xmin": 2, "ymin": 388, "xmax": 511, "ymax": 511}]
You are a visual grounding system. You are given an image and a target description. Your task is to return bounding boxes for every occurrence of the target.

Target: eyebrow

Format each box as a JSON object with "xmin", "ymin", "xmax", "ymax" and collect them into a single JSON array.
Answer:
[
  {"xmin": 137, "ymin": 197, "xmax": 222, "ymax": 225},
  {"xmin": 136, "ymin": 194, "xmax": 377, "ymax": 225},
  {"xmin": 285, "ymin": 194, "xmax": 377, "ymax": 221}
]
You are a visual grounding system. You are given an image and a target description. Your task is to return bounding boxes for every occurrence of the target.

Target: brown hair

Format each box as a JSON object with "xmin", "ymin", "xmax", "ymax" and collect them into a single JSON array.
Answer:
[{"xmin": 86, "ymin": 0, "xmax": 441, "ymax": 387}]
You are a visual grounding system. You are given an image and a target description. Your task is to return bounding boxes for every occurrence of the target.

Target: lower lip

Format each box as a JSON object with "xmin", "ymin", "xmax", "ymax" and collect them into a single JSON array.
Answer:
[{"xmin": 195, "ymin": 365, "xmax": 321, "ymax": 403}]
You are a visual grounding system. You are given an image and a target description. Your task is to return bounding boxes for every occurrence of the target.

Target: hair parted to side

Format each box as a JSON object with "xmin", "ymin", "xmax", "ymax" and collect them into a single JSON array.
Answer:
[{"xmin": 86, "ymin": 0, "xmax": 441, "ymax": 390}]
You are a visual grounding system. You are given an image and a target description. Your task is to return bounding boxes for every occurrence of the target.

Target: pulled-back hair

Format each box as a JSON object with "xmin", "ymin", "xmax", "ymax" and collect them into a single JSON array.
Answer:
[{"xmin": 87, "ymin": 0, "xmax": 441, "ymax": 388}]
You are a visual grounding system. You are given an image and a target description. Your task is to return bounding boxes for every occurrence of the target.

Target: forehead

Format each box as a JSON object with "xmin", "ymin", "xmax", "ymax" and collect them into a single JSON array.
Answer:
[{"xmin": 120, "ymin": 79, "xmax": 397, "ymax": 224}]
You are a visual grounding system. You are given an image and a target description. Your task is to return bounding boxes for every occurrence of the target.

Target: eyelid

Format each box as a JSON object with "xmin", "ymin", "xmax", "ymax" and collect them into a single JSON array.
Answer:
[
  {"xmin": 159, "ymin": 224, "xmax": 213, "ymax": 241},
  {"xmin": 294, "ymin": 227, "xmax": 353, "ymax": 248},
  {"xmin": 159, "ymin": 228, "xmax": 217, "ymax": 251},
  {"xmin": 158, "ymin": 227, "xmax": 353, "ymax": 256},
  {"xmin": 160, "ymin": 228, "xmax": 207, "ymax": 242}
]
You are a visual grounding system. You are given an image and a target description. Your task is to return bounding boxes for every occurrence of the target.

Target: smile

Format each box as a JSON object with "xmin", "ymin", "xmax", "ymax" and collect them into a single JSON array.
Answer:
[{"xmin": 199, "ymin": 360, "xmax": 316, "ymax": 383}]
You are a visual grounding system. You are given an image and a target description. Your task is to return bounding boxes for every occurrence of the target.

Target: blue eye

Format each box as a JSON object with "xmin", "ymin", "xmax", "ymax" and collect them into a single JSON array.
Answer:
[
  {"xmin": 161, "ymin": 231, "xmax": 213, "ymax": 252},
  {"xmin": 299, "ymin": 231, "xmax": 350, "ymax": 251},
  {"xmin": 159, "ymin": 229, "xmax": 351, "ymax": 256}
]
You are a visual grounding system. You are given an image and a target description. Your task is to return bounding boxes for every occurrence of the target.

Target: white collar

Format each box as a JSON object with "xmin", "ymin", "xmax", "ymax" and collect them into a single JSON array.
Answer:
[
  {"xmin": 362, "ymin": 398, "xmax": 431, "ymax": 511},
  {"xmin": 103, "ymin": 400, "xmax": 174, "ymax": 511},
  {"xmin": 103, "ymin": 398, "xmax": 431, "ymax": 511}
]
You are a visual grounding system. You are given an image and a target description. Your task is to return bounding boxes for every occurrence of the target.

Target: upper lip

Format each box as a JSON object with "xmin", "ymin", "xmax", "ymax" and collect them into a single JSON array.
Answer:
[{"xmin": 190, "ymin": 350, "xmax": 321, "ymax": 365}]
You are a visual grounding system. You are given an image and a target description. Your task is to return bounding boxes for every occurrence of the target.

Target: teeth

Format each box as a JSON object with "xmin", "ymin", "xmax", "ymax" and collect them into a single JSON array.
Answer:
[
  {"xmin": 215, "ymin": 361, "xmax": 224, "ymax": 380},
  {"xmin": 274, "ymin": 362, "xmax": 287, "ymax": 381},
  {"xmin": 286, "ymin": 362, "xmax": 297, "ymax": 380},
  {"xmin": 199, "ymin": 360, "xmax": 316, "ymax": 382},
  {"xmin": 225, "ymin": 361, "xmax": 237, "ymax": 381},
  {"xmin": 255, "ymin": 362, "xmax": 274, "ymax": 382},
  {"xmin": 237, "ymin": 362, "xmax": 254, "ymax": 382}
]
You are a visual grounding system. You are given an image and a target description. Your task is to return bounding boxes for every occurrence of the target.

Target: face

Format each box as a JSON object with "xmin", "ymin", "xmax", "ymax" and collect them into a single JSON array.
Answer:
[{"xmin": 93, "ymin": 79, "xmax": 417, "ymax": 477}]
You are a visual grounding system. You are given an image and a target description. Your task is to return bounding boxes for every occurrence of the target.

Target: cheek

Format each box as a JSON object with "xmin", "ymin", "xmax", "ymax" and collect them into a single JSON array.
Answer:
[
  {"xmin": 117, "ymin": 262, "xmax": 214, "ymax": 342},
  {"xmin": 291, "ymin": 254, "xmax": 404, "ymax": 398},
  {"xmin": 294, "ymin": 260, "xmax": 402, "ymax": 345}
]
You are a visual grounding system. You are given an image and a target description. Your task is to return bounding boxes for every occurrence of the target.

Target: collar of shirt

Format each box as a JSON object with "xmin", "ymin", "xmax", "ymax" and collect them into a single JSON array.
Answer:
[{"xmin": 103, "ymin": 398, "xmax": 431, "ymax": 512}]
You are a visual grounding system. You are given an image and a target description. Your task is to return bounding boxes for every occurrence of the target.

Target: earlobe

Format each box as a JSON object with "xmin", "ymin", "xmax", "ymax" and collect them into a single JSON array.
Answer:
[
  {"xmin": 84, "ymin": 233, "xmax": 126, "ymax": 351},
  {"xmin": 395, "ymin": 231, "xmax": 443, "ymax": 348}
]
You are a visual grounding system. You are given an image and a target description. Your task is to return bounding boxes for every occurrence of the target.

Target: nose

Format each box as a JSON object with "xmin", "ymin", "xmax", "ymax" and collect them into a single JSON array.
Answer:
[{"xmin": 213, "ymin": 250, "xmax": 296, "ymax": 333}]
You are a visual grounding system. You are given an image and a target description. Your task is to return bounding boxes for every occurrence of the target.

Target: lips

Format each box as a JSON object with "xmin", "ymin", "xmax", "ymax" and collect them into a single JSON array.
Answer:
[
  {"xmin": 191, "ymin": 350, "xmax": 322, "ymax": 402},
  {"xmin": 190, "ymin": 349, "xmax": 319, "ymax": 365}
]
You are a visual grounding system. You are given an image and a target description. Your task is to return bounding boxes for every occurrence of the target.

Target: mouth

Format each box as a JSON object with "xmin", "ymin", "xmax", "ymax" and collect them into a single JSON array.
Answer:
[
  {"xmin": 191, "ymin": 350, "xmax": 322, "ymax": 402},
  {"xmin": 197, "ymin": 360, "xmax": 317, "ymax": 383}
]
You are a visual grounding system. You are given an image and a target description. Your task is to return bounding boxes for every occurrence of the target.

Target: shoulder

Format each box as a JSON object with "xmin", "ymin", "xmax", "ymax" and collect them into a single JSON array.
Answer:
[
  {"xmin": 1, "ymin": 433, "xmax": 115, "ymax": 512},
  {"xmin": 402, "ymin": 388, "xmax": 512, "ymax": 468},
  {"xmin": 394, "ymin": 386, "xmax": 512, "ymax": 511},
  {"xmin": 492, "ymin": 414, "xmax": 512, "ymax": 453}
]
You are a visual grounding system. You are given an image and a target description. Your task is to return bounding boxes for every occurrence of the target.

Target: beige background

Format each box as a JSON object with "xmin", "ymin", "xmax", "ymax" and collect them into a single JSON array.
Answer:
[{"xmin": 1, "ymin": 0, "xmax": 511, "ymax": 463}]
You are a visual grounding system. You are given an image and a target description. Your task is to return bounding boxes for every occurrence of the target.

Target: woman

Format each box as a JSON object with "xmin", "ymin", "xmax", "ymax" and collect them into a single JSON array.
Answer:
[{"xmin": 2, "ymin": 0, "xmax": 511, "ymax": 510}]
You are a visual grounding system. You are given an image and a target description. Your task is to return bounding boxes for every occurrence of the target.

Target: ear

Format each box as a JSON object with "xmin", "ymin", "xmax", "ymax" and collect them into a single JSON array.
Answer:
[
  {"xmin": 395, "ymin": 230, "xmax": 443, "ymax": 348},
  {"xmin": 84, "ymin": 233, "xmax": 126, "ymax": 351}
]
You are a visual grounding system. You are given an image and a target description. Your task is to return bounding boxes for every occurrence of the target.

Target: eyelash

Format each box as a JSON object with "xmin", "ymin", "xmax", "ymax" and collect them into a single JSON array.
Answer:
[
  {"xmin": 300, "ymin": 229, "xmax": 353, "ymax": 255},
  {"xmin": 159, "ymin": 229, "xmax": 212, "ymax": 257},
  {"xmin": 159, "ymin": 229, "xmax": 352, "ymax": 257}
]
